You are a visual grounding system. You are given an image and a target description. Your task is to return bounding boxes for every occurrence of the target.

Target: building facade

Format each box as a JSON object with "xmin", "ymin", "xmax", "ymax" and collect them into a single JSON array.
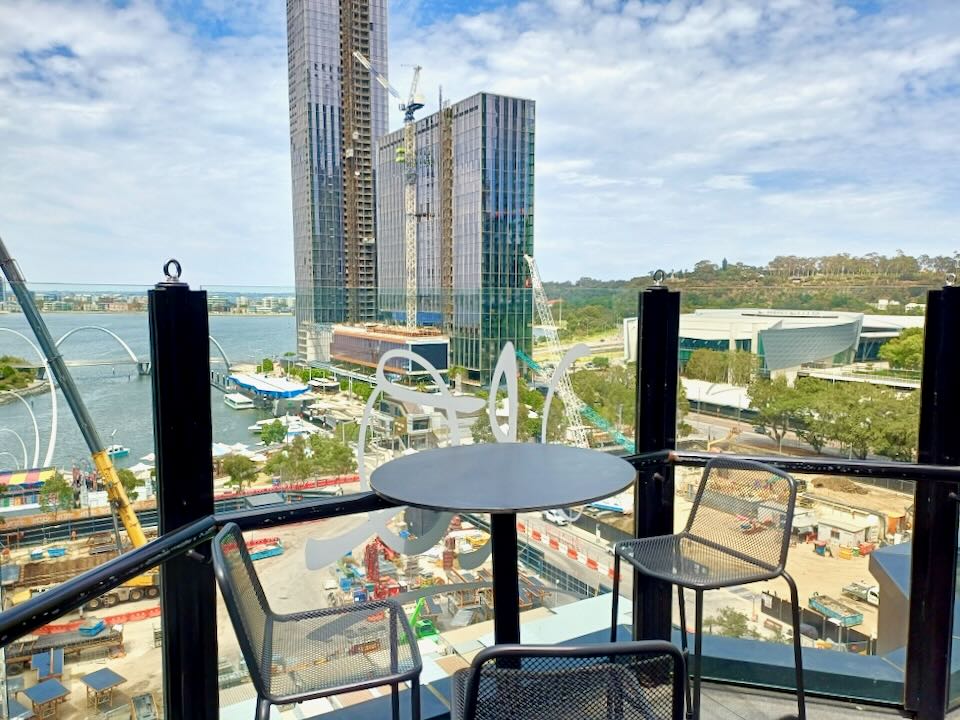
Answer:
[
  {"xmin": 375, "ymin": 92, "xmax": 535, "ymax": 381},
  {"xmin": 625, "ymin": 309, "xmax": 923, "ymax": 379},
  {"xmin": 287, "ymin": 0, "xmax": 389, "ymax": 361}
]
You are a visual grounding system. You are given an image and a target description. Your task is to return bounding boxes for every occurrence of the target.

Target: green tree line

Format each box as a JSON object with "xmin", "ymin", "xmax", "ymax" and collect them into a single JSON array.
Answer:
[{"xmin": 748, "ymin": 376, "xmax": 919, "ymax": 461}]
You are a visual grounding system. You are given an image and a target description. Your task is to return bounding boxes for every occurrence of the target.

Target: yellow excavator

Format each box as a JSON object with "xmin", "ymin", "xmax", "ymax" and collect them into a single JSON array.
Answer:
[{"xmin": 0, "ymin": 237, "xmax": 155, "ymax": 609}]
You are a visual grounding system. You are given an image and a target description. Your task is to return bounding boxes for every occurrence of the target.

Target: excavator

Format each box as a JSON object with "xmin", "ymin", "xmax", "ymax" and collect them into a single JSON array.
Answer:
[{"xmin": 0, "ymin": 237, "xmax": 156, "ymax": 609}]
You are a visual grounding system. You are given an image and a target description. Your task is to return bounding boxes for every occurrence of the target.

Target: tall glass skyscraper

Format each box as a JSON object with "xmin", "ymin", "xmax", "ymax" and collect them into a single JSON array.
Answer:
[
  {"xmin": 286, "ymin": 0, "xmax": 389, "ymax": 361},
  {"xmin": 376, "ymin": 93, "xmax": 535, "ymax": 381}
]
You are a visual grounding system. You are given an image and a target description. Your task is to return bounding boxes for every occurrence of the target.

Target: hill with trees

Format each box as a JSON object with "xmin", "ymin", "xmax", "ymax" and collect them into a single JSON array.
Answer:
[{"xmin": 544, "ymin": 251, "xmax": 950, "ymax": 340}]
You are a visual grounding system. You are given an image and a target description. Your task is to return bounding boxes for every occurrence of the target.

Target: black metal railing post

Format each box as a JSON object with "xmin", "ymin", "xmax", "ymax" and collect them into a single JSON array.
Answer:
[
  {"xmin": 633, "ymin": 278, "xmax": 680, "ymax": 641},
  {"xmin": 905, "ymin": 282, "xmax": 960, "ymax": 719},
  {"xmin": 148, "ymin": 261, "xmax": 218, "ymax": 717}
]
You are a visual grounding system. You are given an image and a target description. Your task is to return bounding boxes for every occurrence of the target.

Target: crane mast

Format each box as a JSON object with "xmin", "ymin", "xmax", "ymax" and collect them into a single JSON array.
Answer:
[
  {"xmin": 0, "ymin": 236, "xmax": 147, "ymax": 547},
  {"xmin": 524, "ymin": 254, "xmax": 591, "ymax": 447},
  {"xmin": 353, "ymin": 51, "xmax": 423, "ymax": 328}
]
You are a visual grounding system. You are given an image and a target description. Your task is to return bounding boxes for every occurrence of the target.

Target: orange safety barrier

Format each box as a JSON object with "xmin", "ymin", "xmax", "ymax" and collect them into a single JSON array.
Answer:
[
  {"xmin": 566, "ymin": 548, "xmax": 578, "ymax": 560},
  {"xmin": 33, "ymin": 605, "xmax": 161, "ymax": 635},
  {"xmin": 531, "ymin": 530, "xmax": 542, "ymax": 541},
  {"xmin": 548, "ymin": 539, "xmax": 559, "ymax": 550},
  {"xmin": 586, "ymin": 558, "xmax": 598, "ymax": 570}
]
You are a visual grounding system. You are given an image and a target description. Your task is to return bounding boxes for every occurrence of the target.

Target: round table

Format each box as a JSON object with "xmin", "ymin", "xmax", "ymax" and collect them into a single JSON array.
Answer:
[{"xmin": 370, "ymin": 443, "xmax": 636, "ymax": 644}]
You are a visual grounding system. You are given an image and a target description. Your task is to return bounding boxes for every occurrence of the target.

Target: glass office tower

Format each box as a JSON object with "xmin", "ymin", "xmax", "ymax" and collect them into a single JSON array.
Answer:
[
  {"xmin": 287, "ymin": 0, "xmax": 389, "ymax": 361},
  {"xmin": 376, "ymin": 93, "xmax": 535, "ymax": 381}
]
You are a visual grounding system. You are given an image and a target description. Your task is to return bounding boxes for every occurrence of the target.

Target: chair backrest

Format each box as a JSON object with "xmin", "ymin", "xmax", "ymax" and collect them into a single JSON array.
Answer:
[
  {"xmin": 684, "ymin": 456, "xmax": 797, "ymax": 571},
  {"xmin": 459, "ymin": 641, "xmax": 684, "ymax": 720},
  {"xmin": 212, "ymin": 523, "xmax": 271, "ymax": 687}
]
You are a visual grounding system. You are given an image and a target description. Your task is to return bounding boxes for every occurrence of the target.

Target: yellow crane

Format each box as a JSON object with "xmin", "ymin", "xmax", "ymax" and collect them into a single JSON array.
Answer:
[{"xmin": 0, "ymin": 237, "xmax": 153, "ymax": 605}]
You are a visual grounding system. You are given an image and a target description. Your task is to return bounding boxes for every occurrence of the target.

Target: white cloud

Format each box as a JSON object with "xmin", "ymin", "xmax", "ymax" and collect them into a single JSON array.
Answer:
[
  {"xmin": 0, "ymin": 0, "xmax": 958, "ymax": 286},
  {"xmin": 704, "ymin": 174, "xmax": 753, "ymax": 191}
]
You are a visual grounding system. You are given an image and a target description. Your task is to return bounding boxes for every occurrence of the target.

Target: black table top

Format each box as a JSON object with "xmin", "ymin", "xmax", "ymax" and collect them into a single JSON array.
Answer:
[{"xmin": 370, "ymin": 443, "xmax": 636, "ymax": 513}]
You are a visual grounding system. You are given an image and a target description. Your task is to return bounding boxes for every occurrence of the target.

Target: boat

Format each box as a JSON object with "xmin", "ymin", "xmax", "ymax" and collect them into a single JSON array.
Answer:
[
  {"xmin": 106, "ymin": 444, "xmax": 130, "ymax": 459},
  {"xmin": 224, "ymin": 392, "xmax": 255, "ymax": 410}
]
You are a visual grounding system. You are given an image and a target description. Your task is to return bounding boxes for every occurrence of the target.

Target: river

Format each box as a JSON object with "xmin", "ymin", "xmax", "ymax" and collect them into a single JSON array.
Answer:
[{"xmin": 0, "ymin": 312, "xmax": 295, "ymax": 471}]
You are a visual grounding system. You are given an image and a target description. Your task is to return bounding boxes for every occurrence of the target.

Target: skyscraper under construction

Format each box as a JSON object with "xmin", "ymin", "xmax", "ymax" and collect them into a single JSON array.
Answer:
[
  {"xmin": 376, "ymin": 93, "xmax": 536, "ymax": 381},
  {"xmin": 287, "ymin": 0, "xmax": 388, "ymax": 361}
]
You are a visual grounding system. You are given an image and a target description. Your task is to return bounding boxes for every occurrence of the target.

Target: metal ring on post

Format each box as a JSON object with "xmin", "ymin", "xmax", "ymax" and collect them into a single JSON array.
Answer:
[
  {"xmin": 163, "ymin": 259, "xmax": 184, "ymax": 285},
  {"xmin": 652, "ymin": 269, "xmax": 666, "ymax": 287},
  {"xmin": 946, "ymin": 272, "xmax": 956, "ymax": 287}
]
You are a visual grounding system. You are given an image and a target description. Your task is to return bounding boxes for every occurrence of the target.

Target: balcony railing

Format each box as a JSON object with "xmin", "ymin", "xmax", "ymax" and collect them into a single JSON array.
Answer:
[{"xmin": 0, "ymin": 277, "xmax": 958, "ymax": 719}]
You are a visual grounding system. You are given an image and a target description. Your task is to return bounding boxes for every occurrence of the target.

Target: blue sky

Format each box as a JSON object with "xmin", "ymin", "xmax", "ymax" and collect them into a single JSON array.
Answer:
[{"xmin": 0, "ymin": 0, "xmax": 958, "ymax": 286}]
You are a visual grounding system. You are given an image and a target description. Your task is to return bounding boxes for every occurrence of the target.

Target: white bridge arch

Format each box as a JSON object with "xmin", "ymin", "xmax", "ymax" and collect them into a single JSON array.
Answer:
[
  {"xmin": 56, "ymin": 325, "xmax": 141, "ymax": 365},
  {"xmin": 208, "ymin": 336, "xmax": 231, "ymax": 370}
]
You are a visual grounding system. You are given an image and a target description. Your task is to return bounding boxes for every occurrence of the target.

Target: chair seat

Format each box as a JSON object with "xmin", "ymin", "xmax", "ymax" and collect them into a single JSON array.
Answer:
[
  {"xmin": 452, "ymin": 658, "xmax": 674, "ymax": 720},
  {"xmin": 617, "ymin": 534, "xmax": 779, "ymax": 589},
  {"xmin": 262, "ymin": 603, "xmax": 420, "ymax": 701}
]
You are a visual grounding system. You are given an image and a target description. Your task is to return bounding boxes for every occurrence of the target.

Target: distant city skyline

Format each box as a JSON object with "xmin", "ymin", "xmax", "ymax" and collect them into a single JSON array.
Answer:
[{"xmin": 0, "ymin": 1, "xmax": 958, "ymax": 285}]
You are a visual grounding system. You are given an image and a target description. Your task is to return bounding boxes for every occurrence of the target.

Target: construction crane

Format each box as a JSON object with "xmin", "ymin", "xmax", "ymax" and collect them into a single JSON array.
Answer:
[
  {"xmin": 0, "ymin": 237, "xmax": 149, "ymax": 554},
  {"xmin": 353, "ymin": 51, "xmax": 424, "ymax": 328},
  {"xmin": 524, "ymin": 254, "xmax": 591, "ymax": 448}
]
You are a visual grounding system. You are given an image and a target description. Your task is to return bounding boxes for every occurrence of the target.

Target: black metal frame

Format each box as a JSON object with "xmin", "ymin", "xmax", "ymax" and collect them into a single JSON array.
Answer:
[
  {"xmin": 459, "ymin": 640, "xmax": 686, "ymax": 720},
  {"xmin": 149, "ymin": 272, "xmax": 219, "ymax": 717},
  {"xmin": 633, "ymin": 284, "xmax": 680, "ymax": 642},
  {"xmin": 212, "ymin": 523, "xmax": 422, "ymax": 720}
]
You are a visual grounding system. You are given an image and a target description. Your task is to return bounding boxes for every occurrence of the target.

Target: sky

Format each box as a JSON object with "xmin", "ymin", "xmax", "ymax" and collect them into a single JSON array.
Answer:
[{"xmin": 0, "ymin": 0, "xmax": 958, "ymax": 287}]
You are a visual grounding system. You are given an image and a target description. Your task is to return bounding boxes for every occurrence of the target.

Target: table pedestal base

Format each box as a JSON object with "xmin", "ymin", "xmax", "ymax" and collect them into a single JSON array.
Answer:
[{"xmin": 490, "ymin": 513, "xmax": 520, "ymax": 645}]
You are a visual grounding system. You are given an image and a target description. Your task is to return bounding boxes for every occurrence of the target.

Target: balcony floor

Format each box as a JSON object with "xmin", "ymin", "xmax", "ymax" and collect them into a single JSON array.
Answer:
[{"xmin": 699, "ymin": 683, "xmax": 904, "ymax": 719}]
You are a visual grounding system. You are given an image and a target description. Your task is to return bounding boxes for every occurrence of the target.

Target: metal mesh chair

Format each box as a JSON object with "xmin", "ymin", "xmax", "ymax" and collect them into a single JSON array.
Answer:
[
  {"xmin": 451, "ymin": 641, "xmax": 684, "ymax": 720},
  {"xmin": 610, "ymin": 457, "xmax": 806, "ymax": 720},
  {"xmin": 213, "ymin": 523, "xmax": 422, "ymax": 720}
]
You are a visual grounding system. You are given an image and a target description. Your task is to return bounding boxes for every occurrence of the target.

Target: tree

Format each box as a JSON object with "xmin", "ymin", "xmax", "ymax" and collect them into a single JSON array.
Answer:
[
  {"xmin": 223, "ymin": 455, "xmax": 258, "ymax": 493},
  {"xmin": 261, "ymin": 357, "xmax": 275, "ymax": 373},
  {"xmin": 117, "ymin": 468, "xmax": 139, "ymax": 502},
  {"xmin": 728, "ymin": 350, "xmax": 756, "ymax": 385},
  {"xmin": 747, "ymin": 376, "xmax": 796, "ymax": 449},
  {"xmin": 791, "ymin": 378, "xmax": 836, "ymax": 453},
  {"xmin": 264, "ymin": 436, "xmax": 314, "ymax": 483},
  {"xmin": 591, "ymin": 356, "xmax": 610, "ymax": 368},
  {"xmin": 683, "ymin": 349, "xmax": 727, "ymax": 383},
  {"xmin": 309, "ymin": 435, "xmax": 357, "ymax": 474},
  {"xmin": 879, "ymin": 328, "xmax": 923, "ymax": 371},
  {"xmin": 677, "ymin": 382, "xmax": 693, "ymax": 438},
  {"xmin": 261, "ymin": 420, "xmax": 286, "ymax": 445},
  {"xmin": 704, "ymin": 607, "xmax": 759, "ymax": 639},
  {"xmin": 40, "ymin": 471, "xmax": 74, "ymax": 516}
]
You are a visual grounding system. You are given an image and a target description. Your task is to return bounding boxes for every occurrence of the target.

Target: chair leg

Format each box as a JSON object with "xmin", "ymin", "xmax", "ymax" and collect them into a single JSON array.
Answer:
[
  {"xmin": 783, "ymin": 572, "xmax": 807, "ymax": 720},
  {"xmin": 411, "ymin": 676, "xmax": 421, "ymax": 720},
  {"xmin": 692, "ymin": 590, "xmax": 704, "ymax": 720},
  {"xmin": 610, "ymin": 551, "xmax": 621, "ymax": 642},
  {"xmin": 391, "ymin": 682, "xmax": 400, "ymax": 720},
  {"xmin": 255, "ymin": 696, "xmax": 270, "ymax": 720},
  {"xmin": 678, "ymin": 586, "xmax": 693, "ymax": 718}
]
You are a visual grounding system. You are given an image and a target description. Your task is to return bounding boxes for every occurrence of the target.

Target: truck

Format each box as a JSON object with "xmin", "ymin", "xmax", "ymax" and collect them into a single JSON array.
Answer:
[
  {"xmin": 808, "ymin": 593, "xmax": 864, "ymax": 627},
  {"xmin": 842, "ymin": 582, "xmax": 880, "ymax": 607},
  {"xmin": 5, "ymin": 626, "xmax": 124, "ymax": 674},
  {"xmin": 4, "ymin": 552, "xmax": 160, "ymax": 610}
]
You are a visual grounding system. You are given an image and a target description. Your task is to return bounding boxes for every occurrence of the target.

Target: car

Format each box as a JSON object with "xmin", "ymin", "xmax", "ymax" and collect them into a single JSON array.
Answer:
[{"xmin": 541, "ymin": 509, "xmax": 569, "ymax": 526}]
